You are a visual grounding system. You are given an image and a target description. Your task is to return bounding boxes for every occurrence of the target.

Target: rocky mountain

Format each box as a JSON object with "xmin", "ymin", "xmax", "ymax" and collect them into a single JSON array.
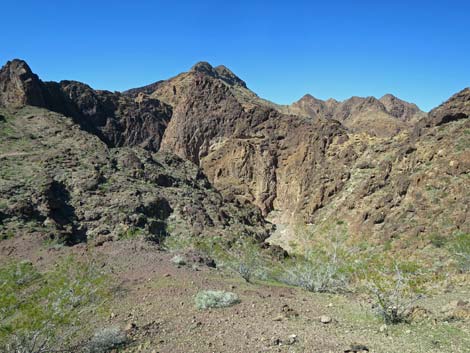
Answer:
[
  {"xmin": 1, "ymin": 59, "xmax": 469, "ymax": 258},
  {"xmin": 124, "ymin": 61, "xmax": 469, "ymax": 254},
  {"xmin": 284, "ymin": 93, "xmax": 426, "ymax": 137},
  {"xmin": 0, "ymin": 59, "xmax": 172, "ymax": 151},
  {"xmin": 0, "ymin": 60, "xmax": 271, "ymax": 248}
]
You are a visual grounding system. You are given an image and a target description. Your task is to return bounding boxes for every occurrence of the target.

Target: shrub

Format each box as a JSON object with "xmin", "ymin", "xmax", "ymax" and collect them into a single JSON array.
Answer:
[
  {"xmin": 448, "ymin": 233, "xmax": 470, "ymax": 272},
  {"xmin": 227, "ymin": 240, "xmax": 263, "ymax": 283},
  {"xmin": 171, "ymin": 255, "xmax": 186, "ymax": 266},
  {"xmin": 0, "ymin": 257, "xmax": 110, "ymax": 353},
  {"xmin": 195, "ymin": 290, "xmax": 240, "ymax": 310},
  {"xmin": 85, "ymin": 326, "xmax": 127, "ymax": 353},
  {"xmin": 366, "ymin": 263, "xmax": 424, "ymax": 324},
  {"xmin": 278, "ymin": 251, "xmax": 349, "ymax": 293}
]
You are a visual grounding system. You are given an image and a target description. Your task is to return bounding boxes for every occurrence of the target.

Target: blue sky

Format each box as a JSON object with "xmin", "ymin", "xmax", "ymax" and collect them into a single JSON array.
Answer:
[{"xmin": 2, "ymin": 0, "xmax": 469, "ymax": 111}]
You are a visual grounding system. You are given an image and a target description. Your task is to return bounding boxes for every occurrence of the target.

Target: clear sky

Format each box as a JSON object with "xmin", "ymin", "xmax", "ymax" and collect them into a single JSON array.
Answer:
[{"xmin": 2, "ymin": 0, "xmax": 469, "ymax": 111}]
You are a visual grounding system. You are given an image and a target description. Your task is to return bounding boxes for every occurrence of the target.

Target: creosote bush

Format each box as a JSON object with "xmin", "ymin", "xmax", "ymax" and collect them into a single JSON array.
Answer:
[
  {"xmin": 365, "ymin": 262, "xmax": 425, "ymax": 324},
  {"xmin": 195, "ymin": 290, "xmax": 240, "ymax": 310}
]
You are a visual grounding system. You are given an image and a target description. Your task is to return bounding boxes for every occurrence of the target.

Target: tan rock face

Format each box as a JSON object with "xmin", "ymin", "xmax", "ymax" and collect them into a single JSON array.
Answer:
[{"xmin": 152, "ymin": 70, "xmax": 352, "ymax": 221}]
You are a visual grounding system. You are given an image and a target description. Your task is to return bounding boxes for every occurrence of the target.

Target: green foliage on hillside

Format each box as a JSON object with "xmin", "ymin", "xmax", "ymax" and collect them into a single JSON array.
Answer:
[{"xmin": 0, "ymin": 257, "xmax": 110, "ymax": 353}]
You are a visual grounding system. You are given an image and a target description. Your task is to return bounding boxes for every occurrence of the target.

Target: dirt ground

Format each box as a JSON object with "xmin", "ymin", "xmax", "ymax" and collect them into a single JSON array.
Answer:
[{"xmin": 1, "ymin": 235, "xmax": 469, "ymax": 353}]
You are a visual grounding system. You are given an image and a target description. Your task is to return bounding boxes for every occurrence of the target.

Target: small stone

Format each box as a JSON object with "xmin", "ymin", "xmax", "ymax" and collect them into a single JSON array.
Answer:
[
  {"xmin": 320, "ymin": 315, "xmax": 332, "ymax": 324},
  {"xmin": 286, "ymin": 334, "xmax": 298, "ymax": 345},
  {"xmin": 273, "ymin": 315, "xmax": 283, "ymax": 321},
  {"xmin": 379, "ymin": 324, "xmax": 387, "ymax": 332},
  {"xmin": 271, "ymin": 337, "xmax": 281, "ymax": 346},
  {"xmin": 125, "ymin": 322, "xmax": 137, "ymax": 331},
  {"xmin": 163, "ymin": 273, "xmax": 171, "ymax": 278}
]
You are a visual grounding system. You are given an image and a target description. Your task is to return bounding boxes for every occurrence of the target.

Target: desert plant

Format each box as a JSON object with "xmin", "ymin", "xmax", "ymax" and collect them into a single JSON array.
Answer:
[
  {"xmin": 171, "ymin": 255, "xmax": 186, "ymax": 266},
  {"xmin": 0, "ymin": 257, "xmax": 110, "ymax": 353},
  {"xmin": 449, "ymin": 233, "xmax": 470, "ymax": 272},
  {"xmin": 278, "ymin": 226, "xmax": 352, "ymax": 293},
  {"xmin": 279, "ymin": 249, "xmax": 349, "ymax": 293},
  {"xmin": 195, "ymin": 290, "xmax": 240, "ymax": 310},
  {"xmin": 228, "ymin": 240, "xmax": 264, "ymax": 283},
  {"xmin": 366, "ymin": 263, "xmax": 424, "ymax": 324},
  {"xmin": 85, "ymin": 326, "xmax": 127, "ymax": 353}
]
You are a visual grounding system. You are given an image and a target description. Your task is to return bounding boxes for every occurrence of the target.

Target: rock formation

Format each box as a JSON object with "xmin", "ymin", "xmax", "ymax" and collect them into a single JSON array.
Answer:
[{"xmin": 1, "ymin": 59, "xmax": 469, "ymax": 256}]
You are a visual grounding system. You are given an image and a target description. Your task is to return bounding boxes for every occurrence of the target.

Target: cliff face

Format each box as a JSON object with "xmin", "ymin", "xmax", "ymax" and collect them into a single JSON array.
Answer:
[
  {"xmin": 136, "ymin": 62, "xmax": 469, "ymax": 252},
  {"xmin": 141, "ymin": 63, "xmax": 353, "ymax": 220},
  {"xmin": 1, "ymin": 59, "xmax": 469, "ymax": 255}
]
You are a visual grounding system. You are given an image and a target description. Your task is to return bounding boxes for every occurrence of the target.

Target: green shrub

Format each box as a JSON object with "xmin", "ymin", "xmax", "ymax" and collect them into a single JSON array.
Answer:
[
  {"xmin": 448, "ymin": 233, "xmax": 470, "ymax": 272},
  {"xmin": 365, "ymin": 263, "xmax": 424, "ymax": 324},
  {"xmin": 430, "ymin": 233, "xmax": 447, "ymax": 248},
  {"xmin": 195, "ymin": 290, "xmax": 240, "ymax": 310},
  {"xmin": 278, "ymin": 250, "xmax": 350, "ymax": 293},
  {"xmin": 0, "ymin": 257, "xmax": 110, "ymax": 353},
  {"xmin": 227, "ymin": 239, "xmax": 265, "ymax": 283}
]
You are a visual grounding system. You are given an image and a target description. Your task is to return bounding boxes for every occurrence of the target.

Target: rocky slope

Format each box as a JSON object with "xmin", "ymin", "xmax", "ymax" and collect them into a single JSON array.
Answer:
[
  {"xmin": 1, "ymin": 59, "xmax": 469, "ymax": 258},
  {"xmin": 124, "ymin": 61, "xmax": 469, "ymax": 254},
  {"xmin": 0, "ymin": 61, "xmax": 271, "ymax": 246}
]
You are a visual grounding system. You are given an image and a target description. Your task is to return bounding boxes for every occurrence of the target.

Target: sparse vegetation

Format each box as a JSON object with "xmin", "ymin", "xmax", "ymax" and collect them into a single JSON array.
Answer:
[
  {"xmin": 449, "ymin": 233, "xmax": 470, "ymax": 272},
  {"xmin": 0, "ymin": 257, "xmax": 110, "ymax": 353},
  {"xmin": 195, "ymin": 290, "xmax": 240, "ymax": 310},
  {"xmin": 365, "ymin": 263, "xmax": 424, "ymax": 324}
]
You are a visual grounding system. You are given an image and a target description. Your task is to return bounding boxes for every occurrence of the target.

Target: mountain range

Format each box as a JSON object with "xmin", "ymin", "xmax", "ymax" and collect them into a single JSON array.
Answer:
[{"xmin": 0, "ymin": 59, "xmax": 469, "ymax": 256}]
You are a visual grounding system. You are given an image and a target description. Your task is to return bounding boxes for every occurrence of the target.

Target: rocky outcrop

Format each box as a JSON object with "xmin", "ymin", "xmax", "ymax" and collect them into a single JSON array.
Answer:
[
  {"xmin": 0, "ymin": 60, "xmax": 173, "ymax": 151},
  {"xmin": 426, "ymin": 88, "xmax": 470, "ymax": 126},
  {"xmin": 379, "ymin": 94, "xmax": 424, "ymax": 122},
  {"xmin": 0, "ymin": 106, "xmax": 271, "ymax": 245},
  {"xmin": 147, "ymin": 66, "xmax": 352, "ymax": 219},
  {"xmin": 0, "ymin": 59, "xmax": 47, "ymax": 108}
]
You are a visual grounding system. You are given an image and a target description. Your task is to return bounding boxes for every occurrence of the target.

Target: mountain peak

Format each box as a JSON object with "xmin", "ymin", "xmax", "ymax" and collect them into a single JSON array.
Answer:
[
  {"xmin": 190, "ymin": 61, "xmax": 214, "ymax": 74},
  {"xmin": 0, "ymin": 58, "xmax": 46, "ymax": 108},
  {"xmin": 189, "ymin": 61, "xmax": 246, "ymax": 88}
]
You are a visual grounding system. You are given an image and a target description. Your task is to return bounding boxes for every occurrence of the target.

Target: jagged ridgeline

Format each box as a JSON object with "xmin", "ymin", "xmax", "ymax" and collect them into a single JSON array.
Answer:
[{"xmin": 0, "ymin": 59, "xmax": 469, "ymax": 256}]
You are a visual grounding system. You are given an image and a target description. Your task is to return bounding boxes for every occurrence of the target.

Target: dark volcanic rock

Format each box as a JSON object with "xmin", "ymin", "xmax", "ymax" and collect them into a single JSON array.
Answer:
[
  {"xmin": 0, "ymin": 60, "xmax": 172, "ymax": 151},
  {"xmin": 0, "ymin": 59, "xmax": 47, "ymax": 108},
  {"xmin": 427, "ymin": 88, "xmax": 470, "ymax": 126}
]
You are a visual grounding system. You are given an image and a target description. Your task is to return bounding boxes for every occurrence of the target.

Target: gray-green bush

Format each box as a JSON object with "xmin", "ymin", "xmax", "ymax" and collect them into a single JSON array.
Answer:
[
  {"xmin": 195, "ymin": 290, "xmax": 240, "ymax": 310},
  {"xmin": 85, "ymin": 326, "xmax": 127, "ymax": 353}
]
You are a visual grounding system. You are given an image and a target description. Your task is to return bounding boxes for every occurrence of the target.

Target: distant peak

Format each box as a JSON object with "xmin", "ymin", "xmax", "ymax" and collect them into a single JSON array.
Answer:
[
  {"xmin": 190, "ymin": 61, "xmax": 246, "ymax": 88},
  {"xmin": 214, "ymin": 65, "xmax": 246, "ymax": 88},
  {"xmin": 301, "ymin": 93, "xmax": 326, "ymax": 102},
  {"xmin": 190, "ymin": 61, "xmax": 214, "ymax": 74}
]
